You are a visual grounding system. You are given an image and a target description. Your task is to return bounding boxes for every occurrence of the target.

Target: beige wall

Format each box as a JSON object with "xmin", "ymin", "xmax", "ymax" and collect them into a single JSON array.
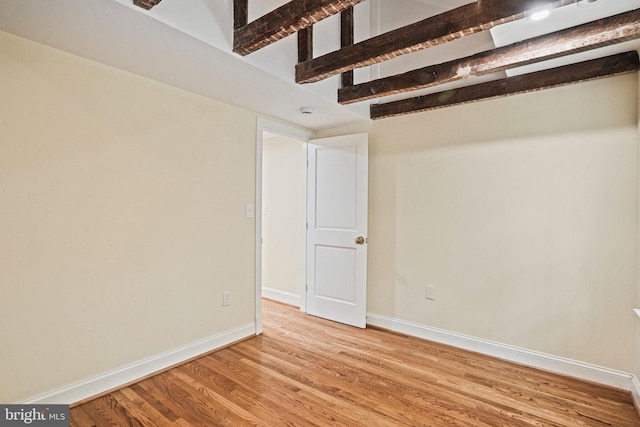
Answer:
[
  {"xmin": 636, "ymin": 67, "xmax": 640, "ymax": 383},
  {"xmin": 320, "ymin": 73, "xmax": 639, "ymax": 373},
  {"xmin": 0, "ymin": 32, "xmax": 257, "ymax": 402},
  {"xmin": 2, "ymin": 25, "xmax": 639, "ymax": 405},
  {"xmin": 262, "ymin": 134, "xmax": 306, "ymax": 298}
]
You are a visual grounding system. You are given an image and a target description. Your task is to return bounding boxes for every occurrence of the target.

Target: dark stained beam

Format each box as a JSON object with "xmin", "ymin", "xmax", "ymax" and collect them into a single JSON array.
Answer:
[
  {"xmin": 234, "ymin": 0, "xmax": 365, "ymax": 56},
  {"xmin": 133, "ymin": 0, "xmax": 161, "ymax": 10},
  {"xmin": 298, "ymin": 27, "xmax": 314, "ymax": 63},
  {"xmin": 341, "ymin": 7, "xmax": 354, "ymax": 88},
  {"xmin": 296, "ymin": 0, "xmax": 579, "ymax": 83},
  {"xmin": 370, "ymin": 51, "xmax": 640, "ymax": 120},
  {"xmin": 234, "ymin": 0, "xmax": 248, "ymax": 30},
  {"xmin": 340, "ymin": 9, "xmax": 640, "ymax": 104}
]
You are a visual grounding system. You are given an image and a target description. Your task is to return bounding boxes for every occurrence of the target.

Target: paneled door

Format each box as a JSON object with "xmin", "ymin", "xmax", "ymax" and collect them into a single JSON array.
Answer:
[{"xmin": 306, "ymin": 133, "xmax": 368, "ymax": 328}]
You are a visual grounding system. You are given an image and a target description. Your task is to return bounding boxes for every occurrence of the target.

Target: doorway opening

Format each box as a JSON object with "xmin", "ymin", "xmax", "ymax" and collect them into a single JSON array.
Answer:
[
  {"xmin": 255, "ymin": 119, "xmax": 313, "ymax": 334},
  {"xmin": 261, "ymin": 132, "xmax": 307, "ymax": 306},
  {"xmin": 255, "ymin": 119, "xmax": 369, "ymax": 333}
]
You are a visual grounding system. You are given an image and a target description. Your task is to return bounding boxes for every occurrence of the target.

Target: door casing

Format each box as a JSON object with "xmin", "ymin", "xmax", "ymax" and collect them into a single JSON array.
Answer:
[{"xmin": 255, "ymin": 119, "xmax": 368, "ymax": 332}]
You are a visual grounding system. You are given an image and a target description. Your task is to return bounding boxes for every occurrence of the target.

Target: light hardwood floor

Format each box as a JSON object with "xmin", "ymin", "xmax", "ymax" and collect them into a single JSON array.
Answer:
[{"xmin": 71, "ymin": 299, "xmax": 640, "ymax": 426}]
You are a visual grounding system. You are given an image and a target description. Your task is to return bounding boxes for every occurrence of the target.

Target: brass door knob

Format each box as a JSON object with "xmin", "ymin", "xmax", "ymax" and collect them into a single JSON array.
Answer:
[{"xmin": 355, "ymin": 236, "xmax": 366, "ymax": 245}]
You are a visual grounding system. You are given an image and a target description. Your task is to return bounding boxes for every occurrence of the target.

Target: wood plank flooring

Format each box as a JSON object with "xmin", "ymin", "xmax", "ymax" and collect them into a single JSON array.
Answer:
[{"xmin": 71, "ymin": 299, "xmax": 640, "ymax": 426}]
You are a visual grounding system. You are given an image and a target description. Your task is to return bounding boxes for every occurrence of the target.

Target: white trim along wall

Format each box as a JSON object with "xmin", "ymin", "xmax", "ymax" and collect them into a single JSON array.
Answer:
[
  {"xmin": 367, "ymin": 312, "xmax": 640, "ymax": 404},
  {"xmin": 262, "ymin": 287, "xmax": 302, "ymax": 307},
  {"xmin": 23, "ymin": 312, "xmax": 640, "ymax": 405},
  {"xmin": 22, "ymin": 323, "xmax": 255, "ymax": 405}
]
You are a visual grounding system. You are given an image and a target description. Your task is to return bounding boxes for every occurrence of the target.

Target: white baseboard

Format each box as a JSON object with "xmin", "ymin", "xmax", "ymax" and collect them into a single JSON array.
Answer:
[
  {"xmin": 22, "ymin": 322, "xmax": 256, "ymax": 405},
  {"xmin": 366, "ymin": 313, "xmax": 634, "ymax": 391},
  {"xmin": 262, "ymin": 287, "xmax": 300, "ymax": 307},
  {"xmin": 631, "ymin": 375, "xmax": 640, "ymax": 410}
]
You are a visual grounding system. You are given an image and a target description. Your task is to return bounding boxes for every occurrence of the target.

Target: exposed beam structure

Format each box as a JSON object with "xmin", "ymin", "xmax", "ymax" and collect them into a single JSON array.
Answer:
[
  {"xmin": 339, "ymin": 9, "xmax": 640, "ymax": 104},
  {"xmin": 133, "ymin": 0, "xmax": 162, "ymax": 10},
  {"xmin": 298, "ymin": 27, "xmax": 314, "ymax": 63},
  {"xmin": 341, "ymin": 7, "xmax": 355, "ymax": 88},
  {"xmin": 232, "ymin": 1, "xmax": 639, "ymax": 119},
  {"xmin": 233, "ymin": 0, "xmax": 365, "ymax": 56},
  {"xmin": 233, "ymin": 0, "xmax": 248, "ymax": 30},
  {"xmin": 370, "ymin": 51, "xmax": 640, "ymax": 120},
  {"xmin": 296, "ymin": 0, "xmax": 579, "ymax": 84}
]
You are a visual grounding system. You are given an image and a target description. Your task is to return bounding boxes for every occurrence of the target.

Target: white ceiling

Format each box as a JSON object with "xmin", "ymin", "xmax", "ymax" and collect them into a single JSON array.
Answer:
[{"xmin": 0, "ymin": 0, "xmax": 638, "ymax": 130}]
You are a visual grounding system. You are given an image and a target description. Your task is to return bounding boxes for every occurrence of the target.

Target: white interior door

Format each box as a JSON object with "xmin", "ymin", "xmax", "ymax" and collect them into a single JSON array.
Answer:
[{"xmin": 306, "ymin": 133, "xmax": 368, "ymax": 328}]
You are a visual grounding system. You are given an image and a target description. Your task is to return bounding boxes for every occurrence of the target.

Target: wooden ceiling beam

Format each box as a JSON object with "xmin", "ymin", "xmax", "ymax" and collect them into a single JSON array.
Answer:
[
  {"xmin": 133, "ymin": 0, "xmax": 162, "ymax": 10},
  {"xmin": 298, "ymin": 27, "xmax": 314, "ymax": 63},
  {"xmin": 296, "ymin": 0, "xmax": 579, "ymax": 84},
  {"xmin": 339, "ymin": 9, "xmax": 640, "ymax": 104},
  {"xmin": 233, "ymin": 0, "xmax": 365, "ymax": 56},
  {"xmin": 370, "ymin": 51, "xmax": 640, "ymax": 120},
  {"xmin": 341, "ymin": 7, "xmax": 355, "ymax": 88},
  {"xmin": 234, "ymin": 0, "xmax": 248, "ymax": 30}
]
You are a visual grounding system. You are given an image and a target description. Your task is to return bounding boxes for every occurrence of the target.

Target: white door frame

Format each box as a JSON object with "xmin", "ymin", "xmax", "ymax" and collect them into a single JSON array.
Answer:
[{"xmin": 255, "ymin": 118, "xmax": 314, "ymax": 335}]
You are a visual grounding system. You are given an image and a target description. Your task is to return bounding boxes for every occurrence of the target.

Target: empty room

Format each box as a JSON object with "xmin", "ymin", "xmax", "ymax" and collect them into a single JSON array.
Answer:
[{"xmin": 2, "ymin": 0, "xmax": 640, "ymax": 425}]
